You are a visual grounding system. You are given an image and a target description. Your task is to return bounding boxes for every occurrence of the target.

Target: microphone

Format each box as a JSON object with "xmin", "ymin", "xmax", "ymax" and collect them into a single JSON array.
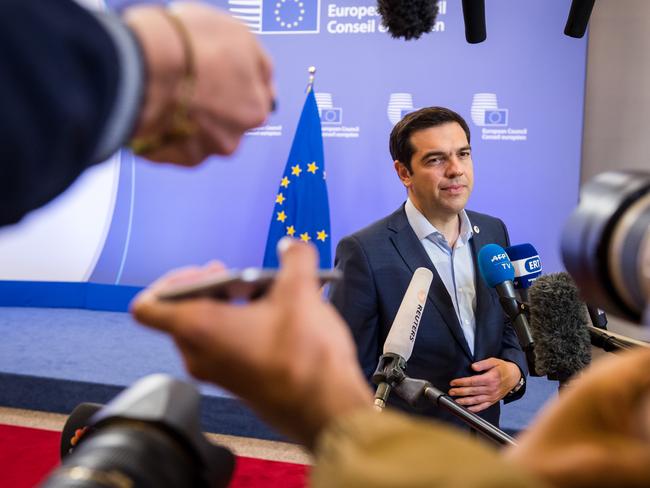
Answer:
[
  {"xmin": 461, "ymin": 0, "xmax": 487, "ymax": 43},
  {"xmin": 372, "ymin": 267, "xmax": 434, "ymax": 410},
  {"xmin": 564, "ymin": 0, "xmax": 596, "ymax": 38},
  {"xmin": 528, "ymin": 272, "xmax": 592, "ymax": 387},
  {"xmin": 377, "ymin": 0, "xmax": 440, "ymax": 40},
  {"xmin": 505, "ymin": 243, "xmax": 542, "ymax": 304},
  {"xmin": 586, "ymin": 304, "xmax": 608, "ymax": 329},
  {"xmin": 478, "ymin": 244, "xmax": 534, "ymax": 351}
]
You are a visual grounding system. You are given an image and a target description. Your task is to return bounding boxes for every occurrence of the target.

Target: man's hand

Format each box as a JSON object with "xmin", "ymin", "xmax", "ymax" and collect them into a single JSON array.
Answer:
[
  {"xmin": 131, "ymin": 239, "xmax": 372, "ymax": 449},
  {"xmin": 125, "ymin": 2, "xmax": 274, "ymax": 164},
  {"xmin": 448, "ymin": 358, "xmax": 521, "ymax": 412},
  {"xmin": 506, "ymin": 349, "xmax": 650, "ymax": 488}
]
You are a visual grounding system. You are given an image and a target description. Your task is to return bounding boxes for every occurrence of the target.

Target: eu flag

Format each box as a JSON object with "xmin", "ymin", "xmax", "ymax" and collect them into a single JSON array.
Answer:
[{"xmin": 263, "ymin": 90, "xmax": 331, "ymax": 268}]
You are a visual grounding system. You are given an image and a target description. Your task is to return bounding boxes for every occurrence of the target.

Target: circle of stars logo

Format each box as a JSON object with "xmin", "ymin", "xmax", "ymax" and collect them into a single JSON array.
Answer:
[
  {"xmin": 274, "ymin": 161, "xmax": 328, "ymax": 246},
  {"xmin": 274, "ymin": 0, "xmax": 305, "ymax": 30}
]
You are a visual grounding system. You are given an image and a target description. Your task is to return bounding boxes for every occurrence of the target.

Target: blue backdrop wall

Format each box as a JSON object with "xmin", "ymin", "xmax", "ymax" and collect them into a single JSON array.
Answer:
[{"xmin": 0, "ymin": 0, "xmax": 587, "ymax": 307}]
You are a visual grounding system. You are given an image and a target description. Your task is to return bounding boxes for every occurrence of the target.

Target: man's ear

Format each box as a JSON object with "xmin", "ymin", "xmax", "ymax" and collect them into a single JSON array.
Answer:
[{"xmin": 394, "ymin": 160, "xmax": 411, "ymax": 188}]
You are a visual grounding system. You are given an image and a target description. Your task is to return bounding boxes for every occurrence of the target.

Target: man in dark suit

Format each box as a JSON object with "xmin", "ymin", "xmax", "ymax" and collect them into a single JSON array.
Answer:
[{"xmin": 329, "ymin": 107, "xmax": 527, "ymax": 429}]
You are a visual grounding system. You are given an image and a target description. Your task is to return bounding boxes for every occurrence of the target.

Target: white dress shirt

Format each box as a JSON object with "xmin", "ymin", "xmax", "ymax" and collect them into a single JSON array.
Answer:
[{"xmin": 404, "ymin": 198, "xmax": 477, "ymax": 355}]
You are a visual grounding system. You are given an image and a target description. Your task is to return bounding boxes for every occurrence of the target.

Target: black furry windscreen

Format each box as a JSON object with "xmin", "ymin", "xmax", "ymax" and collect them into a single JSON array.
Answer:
[
  {"xmin": 377, "ymin": 0, "xmax": 439, "ymax": 40},
  {"xmin": 529, "ymin": 272, "xmax": 592, "ymax": 382}
]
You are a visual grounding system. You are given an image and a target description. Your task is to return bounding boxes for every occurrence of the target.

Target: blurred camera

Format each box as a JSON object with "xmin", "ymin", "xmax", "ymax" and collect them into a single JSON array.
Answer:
[
  {"xmin": 561, "ymin": 170, "xmax": 650, "ymax": 324},
  {"xmin": 320, "ymin": 107, "xmax": 343, "ymax": 125},
  {"xmin": 43, "ymin": 375, "xmax": 235, "ymax": 488},
  {"xmin": 483, "ymin": 109, "xmax": 508, "ymax": 126}
]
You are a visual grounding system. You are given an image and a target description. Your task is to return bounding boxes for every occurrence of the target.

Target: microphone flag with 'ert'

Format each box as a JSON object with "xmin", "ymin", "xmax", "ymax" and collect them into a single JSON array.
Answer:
[
  {"xmin": 528, "ymin": 272, "xmax": 592, "ymax": 387},
  {"xmin": 478, "ymin": 243, "xmax": 538, "ymax": 375},
  {"xmin": 505, "ymin": 243, "xmax": 542, "ymax": 304},
  {"xmin": 262, "ymin": 88, "xmax": 331, "ymax": 269},
  {"xmin": 372, "ymin": 267, "xmax": 433, "ymax": 410}
]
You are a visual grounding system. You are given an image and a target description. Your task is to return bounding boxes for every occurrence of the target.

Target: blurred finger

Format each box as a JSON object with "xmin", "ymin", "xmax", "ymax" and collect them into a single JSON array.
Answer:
[
  {"xmin": 138, "ymin": 135, "xmax": 208, "ymax": 166},
  {"xmin": 272, "ymin": 238, "xmax": 320, "ymax": 300}
]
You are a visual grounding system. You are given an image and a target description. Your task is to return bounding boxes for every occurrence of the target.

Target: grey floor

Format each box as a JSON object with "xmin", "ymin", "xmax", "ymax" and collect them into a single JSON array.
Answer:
[{"xmin": 0, "ymin": 307, "xmax": 559, "ymax": 437}]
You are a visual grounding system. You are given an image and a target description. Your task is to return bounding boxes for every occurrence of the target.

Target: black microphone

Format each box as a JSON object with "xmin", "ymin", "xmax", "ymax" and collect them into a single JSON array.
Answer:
[
  {"xmin": 377, "ymin": 0, "xmax": 440, "ymax": 40},
  {"xmin": 478, "ymin": 244, "xmax": 537, "ymax": 376},
  {"xmin": 564, "ymin": 0, "xmax": 596, "ymax": 38},
  {"xmin": 586, "ymin": 304, "xmax": 608, "ymax": 329},
  {"xmin": 528, "ymin": 272, "xmax": 592, "ymax": 387},
  {"xmin": 461, "ymin": 0, "xmax": 487, "ymax": 43},
  {"xmin": 372, "ymin": 267, "xmax": 433, "ymax": 410}
]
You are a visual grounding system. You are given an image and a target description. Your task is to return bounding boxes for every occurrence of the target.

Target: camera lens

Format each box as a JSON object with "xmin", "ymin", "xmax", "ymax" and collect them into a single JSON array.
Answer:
[
  {"xmin": 44, "ymin": 420, "xmax": 234, "ymax": 488},
  {"xmin": 561, "ymin": 170, "xmax": 650, "ymax": 322},
  {"xmin": 43, "ymin": 376, "xmax": 235, "ymax": 488}
]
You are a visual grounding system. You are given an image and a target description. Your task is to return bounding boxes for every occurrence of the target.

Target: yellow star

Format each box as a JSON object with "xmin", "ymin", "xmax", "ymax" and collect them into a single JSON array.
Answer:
[
  {"xmin": 317, "ymin": 230, "xmax": 328, "ymax": 242},
  {"xmin": 300, "ymin": 232, "xmax": 310, "ymax": 242},
  {"xmin": 291, "ymin": 164, "xmax": 302, "ymax": 177},
  {"xmin": 275, "ymin": 193, "xmax": 285, "ymax": 205},
  {"xmin": 307, "ymin": 162, "xmax": 319, "ymax": 174},
  {"xmin": 286, "ymin": 225, "xmax": 296, "ymax": 237},
  {"xmin": 277, "ymin": 210, "xmax": 287, "ymax": 223},
  {"xmin": 280, "ymin": 176, "xmax": 290, "ymax": 188}
]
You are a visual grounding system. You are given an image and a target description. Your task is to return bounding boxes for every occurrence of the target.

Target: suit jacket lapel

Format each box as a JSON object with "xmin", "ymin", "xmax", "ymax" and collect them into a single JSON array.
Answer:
[
  {"xmin": 387, "ymin": 207, "xmax": 474, "ymax": 360},
  {"xmin": 468, "ymin": 217, "xmax": 493, "ymax": 360}
]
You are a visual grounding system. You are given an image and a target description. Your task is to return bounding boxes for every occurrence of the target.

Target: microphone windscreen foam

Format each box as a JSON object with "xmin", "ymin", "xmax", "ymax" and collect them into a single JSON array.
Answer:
[
  {"xmin": 529, "ymin": 272, "xmax": 591, "ymax": 381},
  {"xmin": 377, "ymin": 0, "xmax": 439, "ymax": 40}
]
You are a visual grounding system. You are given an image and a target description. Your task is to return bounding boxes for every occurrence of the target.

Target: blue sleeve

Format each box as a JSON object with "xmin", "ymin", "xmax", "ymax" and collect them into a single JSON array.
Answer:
[
  {"xmin": 0, "ymin": 0, "xmax": 144, "ymax": 226},
  {"xmin": 329, "ymin": 236, "xmax": 382, "ymax": 380}
]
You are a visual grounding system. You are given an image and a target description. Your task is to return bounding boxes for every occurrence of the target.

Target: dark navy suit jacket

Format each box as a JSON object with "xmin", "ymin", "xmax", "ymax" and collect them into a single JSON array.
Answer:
[
  {"xmin": 329, "ymin": 205, "xmax": 527, "ymax": 430},
  {"xmin": 1, "ymin": 0, "xmax": 121, "ymax": 226}
]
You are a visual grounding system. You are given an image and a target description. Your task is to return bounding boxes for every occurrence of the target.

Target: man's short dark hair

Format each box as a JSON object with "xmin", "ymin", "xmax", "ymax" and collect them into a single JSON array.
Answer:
[{"xmin": 389, "ymin": 107, "xmax": 471, "ymax": 173}]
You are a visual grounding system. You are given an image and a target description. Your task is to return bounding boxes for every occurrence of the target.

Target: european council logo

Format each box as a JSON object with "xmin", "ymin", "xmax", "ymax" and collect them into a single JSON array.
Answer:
[
  {"xmin": 228, "ymin": 0, "xmax": 321, "ymax": 34},
  {"xmin": 314, "ymin": 93, "xmax": 343, "ymax": 125},
  {"xmin": 387, "ymin": 93, "xmax": 415, "ymax": 126},
  {"xmin": 471, "ymin": 93, "xmax": 509, "ymax": 127}
]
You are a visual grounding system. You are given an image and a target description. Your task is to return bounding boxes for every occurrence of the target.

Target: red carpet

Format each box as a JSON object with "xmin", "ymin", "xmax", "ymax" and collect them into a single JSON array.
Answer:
[{"xmin": 0, "ymin": 423, "xmax": 309, "ymax": 487}]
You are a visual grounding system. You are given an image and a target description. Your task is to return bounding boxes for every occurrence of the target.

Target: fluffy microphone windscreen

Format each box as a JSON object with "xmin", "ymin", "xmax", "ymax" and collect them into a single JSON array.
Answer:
[
  {"xmin": 529, "ymin": 272, "xmax": 591, "ymax": 381},
  {"xmin": 377, "ymin": 0, "xmax": 439, "ymax": 40}
]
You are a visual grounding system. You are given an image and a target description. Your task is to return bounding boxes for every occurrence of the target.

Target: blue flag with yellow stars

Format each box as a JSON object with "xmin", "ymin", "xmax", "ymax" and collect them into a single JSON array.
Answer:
[{"xmin": 263, "ymin": 89, "xmax": 331, "ymax": 268}]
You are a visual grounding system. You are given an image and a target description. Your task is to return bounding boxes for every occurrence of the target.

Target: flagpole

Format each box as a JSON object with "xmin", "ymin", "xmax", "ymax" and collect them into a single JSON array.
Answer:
[{"xmin": 306, "ymin": 66, "xmax": 316, "ymax": 93}]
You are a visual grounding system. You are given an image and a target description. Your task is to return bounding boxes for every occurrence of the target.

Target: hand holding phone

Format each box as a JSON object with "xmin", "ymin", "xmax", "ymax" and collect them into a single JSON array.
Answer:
[{"xmin": 156, "ymin": 267, "xmax": 341, "ymax": 302}]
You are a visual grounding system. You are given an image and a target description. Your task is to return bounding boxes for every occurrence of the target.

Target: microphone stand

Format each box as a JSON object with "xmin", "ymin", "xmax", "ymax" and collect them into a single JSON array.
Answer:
[
  {"xmin": 373, "ymin": 356, "xmax": 517, "ymax": 446},
  {"xmin": 392, "ymin": 375, "xmax": 517, "ymax": 447},
  {"xmin": 588, "ymin": 325, "xmax": 648, "ymax": 352}
]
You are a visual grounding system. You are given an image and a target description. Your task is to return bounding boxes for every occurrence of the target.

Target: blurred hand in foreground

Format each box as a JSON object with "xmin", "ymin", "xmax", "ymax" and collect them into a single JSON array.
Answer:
[
  {"xmin": 507, "ymin": 348, "xmax": 650, "ymax": 488},
  {"xmin": 125, "ymin": 2, "xmax": 274, "ymax": 164},
  {"xmin": 131, "ymin": 239, "xmax": 373, "ymax": 448}
]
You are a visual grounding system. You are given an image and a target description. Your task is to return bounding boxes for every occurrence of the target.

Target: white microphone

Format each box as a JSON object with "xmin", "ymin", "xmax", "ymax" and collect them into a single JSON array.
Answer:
[{"xmin": 373, "ymin": 267, "xmax": 433, "ymax": 410}]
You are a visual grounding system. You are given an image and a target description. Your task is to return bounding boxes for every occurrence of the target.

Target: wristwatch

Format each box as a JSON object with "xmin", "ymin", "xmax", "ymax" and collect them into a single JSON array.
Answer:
[{"xmin": 507, "ymin": 375, "xmax": 525, "ymax": 396}]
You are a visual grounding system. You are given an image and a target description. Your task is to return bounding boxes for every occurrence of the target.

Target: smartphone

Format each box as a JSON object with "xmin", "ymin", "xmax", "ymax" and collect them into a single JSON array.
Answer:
[{"xmin": 157, "ymin": 267, "xmax": 342, "ymax": 302}]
